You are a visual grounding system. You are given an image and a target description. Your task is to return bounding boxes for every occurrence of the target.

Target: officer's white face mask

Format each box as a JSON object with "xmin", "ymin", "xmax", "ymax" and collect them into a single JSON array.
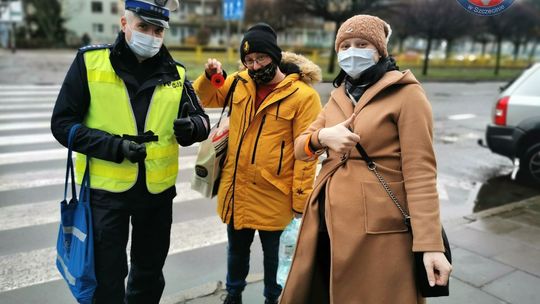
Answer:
[
  {"xmin": 338, "ymin": 48, "xmax": 377, "ymax": 79},
  {"xmin": 126, "ymin": 24, "xmax": 163, "ymax": 59}
]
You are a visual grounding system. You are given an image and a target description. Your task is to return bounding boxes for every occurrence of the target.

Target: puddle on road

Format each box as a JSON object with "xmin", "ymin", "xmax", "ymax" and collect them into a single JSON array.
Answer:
[{"xmin": 473, "ymin": 174, "xmax": 540, "ymax": 212}]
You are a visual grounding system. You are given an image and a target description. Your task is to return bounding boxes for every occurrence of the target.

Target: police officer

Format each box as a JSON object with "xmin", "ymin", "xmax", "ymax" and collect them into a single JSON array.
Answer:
[{"xmin": 50, "ymin": 1, "xmax": 209, "ymax": 303}]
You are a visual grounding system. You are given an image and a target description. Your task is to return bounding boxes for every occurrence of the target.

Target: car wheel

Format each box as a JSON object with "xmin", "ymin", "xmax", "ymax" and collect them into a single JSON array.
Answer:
[{"xmin": 518, "ymin": 143, "xmax": 540, "ymax": 184}]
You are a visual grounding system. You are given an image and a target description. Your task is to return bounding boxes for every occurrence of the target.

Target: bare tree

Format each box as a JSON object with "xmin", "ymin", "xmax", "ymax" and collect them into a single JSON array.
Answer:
[
  {"xmin": 524, "ymin": 0, "xmax": 540, "ymax": 63},
  {"xmin": 483, "ymin": 1, "xmax": 538, "ymax": 75},
  {"xmin": 406, "ymin": 0, "xmax": 473, "ymax": 75},
  {"xmin": 505, "ymin": 3, "xmax": 537, "ymax": 61},
  {"xmin": 284, "ymin": 0, "xmax": 397, "ymax": 73},
  {"xmin": 244, "ymin": 0, "xmax": 299, "ymax": 31},
  {"xmin": 22, "ymin": 0, "xmax": 66, "ymax": 46}
]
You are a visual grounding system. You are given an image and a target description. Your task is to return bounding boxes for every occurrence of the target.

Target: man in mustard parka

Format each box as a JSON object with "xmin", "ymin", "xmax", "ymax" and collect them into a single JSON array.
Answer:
[{"xmin": 193, "ymin": 23, "xmax": 322, "ymax": 304}]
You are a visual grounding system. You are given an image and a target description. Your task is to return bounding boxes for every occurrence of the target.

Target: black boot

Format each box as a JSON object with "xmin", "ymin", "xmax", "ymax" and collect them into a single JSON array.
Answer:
[{"xmin": 222, "ymin": 293, "xmax": 242, "ymax": 304}]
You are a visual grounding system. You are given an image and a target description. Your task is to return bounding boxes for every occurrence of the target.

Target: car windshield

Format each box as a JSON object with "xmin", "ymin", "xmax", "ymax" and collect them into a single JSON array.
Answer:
[{"xmin": 513, "ymin": 67, "xmax": 540, "ymax": 96}]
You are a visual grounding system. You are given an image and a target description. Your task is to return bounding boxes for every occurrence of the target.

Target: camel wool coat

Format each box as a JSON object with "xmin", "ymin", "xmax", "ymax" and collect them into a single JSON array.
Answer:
[{"xmin": 280, "ymin": 70, "xmax": 444, "ymax": 304}]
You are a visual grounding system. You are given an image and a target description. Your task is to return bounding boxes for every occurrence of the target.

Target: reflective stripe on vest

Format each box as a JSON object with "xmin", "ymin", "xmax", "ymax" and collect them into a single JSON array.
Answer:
[{"xmin": 75, "ymin": 48, "xmax": 184, "ymax": 193}]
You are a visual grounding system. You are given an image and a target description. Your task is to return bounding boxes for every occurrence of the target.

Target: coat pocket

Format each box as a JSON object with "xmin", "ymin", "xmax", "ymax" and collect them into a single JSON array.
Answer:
[
  {"xmin": 260, "ymin": 168, "xmax": 291, "ymax": 195},
  {"xmin": 362, "ymin": 181, "xmax": 409, "ymax": 234}
]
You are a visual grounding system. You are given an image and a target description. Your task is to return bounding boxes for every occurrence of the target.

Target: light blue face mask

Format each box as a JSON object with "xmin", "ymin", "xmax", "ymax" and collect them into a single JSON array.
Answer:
[
  {"xmin": 126, "ymin": 25, "xmax": 163, "ymax": 59},
  {"xmin": 338, "ymin": 48, "xmax": 376, "ymax": 79}
]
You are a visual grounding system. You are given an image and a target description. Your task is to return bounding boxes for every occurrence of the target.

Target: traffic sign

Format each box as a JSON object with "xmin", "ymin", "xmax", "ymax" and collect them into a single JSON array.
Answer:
[{"xmin": 223, "ymin": 0, "xmax": 244, "ymax": 21}]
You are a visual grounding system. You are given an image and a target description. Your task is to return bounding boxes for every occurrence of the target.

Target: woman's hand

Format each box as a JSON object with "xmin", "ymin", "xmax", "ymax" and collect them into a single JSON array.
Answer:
[
  {"xmin": 318, "ymin": 114, "xmax": 360, "ymax": 154},
  {"xmin": 205, "ymin": 58, "xmax": 223, "ymax": 76},
  {"xmin": 423, "ymin": 251, "xmax": 452, "ymax": 287}
]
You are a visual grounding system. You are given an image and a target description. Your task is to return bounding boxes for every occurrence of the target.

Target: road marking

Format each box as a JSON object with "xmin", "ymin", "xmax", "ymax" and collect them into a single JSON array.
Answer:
[
  {"xmin": 0, "ymin": 215, "xmax": 225, "ymax": 293},
  {"xmin": 0, "ymin": 121, "xmax": 50, "ymax": 131},
  {"xmin": 0, "ymin": 85, "xmax": 61, "ymax": 90},
  {"xmin": 448, "ymin": 114, "xmax": 476, "ymax": 120},
  {"xmin": 0, "ymin": 112, "xmax": 51, "ymax": 120},
  {"xmin": 437, "ymin": 182, "xmax": 449, "ymax": 201},
  {"xmin": 0, "ymin": 91, "xmax": 59, "ymax": 97},
  {"xmin": 0, "ymin": 133, "xmax": 56, "ymax": 146},
  {"xmin": 0, "ymin": 103, "xmax": 54, "ymax": 110},
  {"xmin": 0, "ymin": 148, "xmax": 65, "ymax": 165},
  {"xmin": 0, "ymin": 155, "xmax": 198, "ymax": 192},
  {"xmin": 0, "ymin": 133, "xmax": 204, "ymax": 149},
  {"xmin": 0, "ymin": 182, "xmax": 204, "ymax": 232}
]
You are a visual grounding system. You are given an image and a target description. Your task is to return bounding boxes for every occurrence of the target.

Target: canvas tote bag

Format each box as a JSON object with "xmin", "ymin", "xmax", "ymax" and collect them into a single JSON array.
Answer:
[{"xmin": 191, "ymin": 77, "xmax": 240, "ymax": 198}]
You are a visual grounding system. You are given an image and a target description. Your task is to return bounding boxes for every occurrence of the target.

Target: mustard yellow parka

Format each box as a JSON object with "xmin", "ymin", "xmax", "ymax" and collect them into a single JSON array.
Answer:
[{"xmin": 194, "ymin": 52, "xmax": 322, "ymax": 230}]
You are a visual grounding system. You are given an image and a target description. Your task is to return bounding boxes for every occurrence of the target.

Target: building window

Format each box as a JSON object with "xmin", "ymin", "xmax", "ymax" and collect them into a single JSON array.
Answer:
[
  {"xmin": 111, "ymin": 2, "xmax": 118, "ymax": 14},
  {"xmin": 91, "ymin": 1, "xmax": 103, "ymax": 13},
  {"xmin": 93, "ymin": 23, "xmax": 104, "ymax": 33}
]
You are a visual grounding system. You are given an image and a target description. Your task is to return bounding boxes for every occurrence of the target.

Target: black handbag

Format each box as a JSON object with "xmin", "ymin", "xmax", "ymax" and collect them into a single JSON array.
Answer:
[{"xmin": 354, "ymin": 143, "xmax": 452, "ymax": 298}]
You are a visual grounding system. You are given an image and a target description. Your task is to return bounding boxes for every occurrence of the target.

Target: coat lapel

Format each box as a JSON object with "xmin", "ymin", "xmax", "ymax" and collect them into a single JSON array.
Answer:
[
  {"xmin": 354, "ymin": 70, "xmax": 406, "ymax": 114},
  {"xmin": 330, "ymin": 86, "xmax": 354, "ymax": 120}
]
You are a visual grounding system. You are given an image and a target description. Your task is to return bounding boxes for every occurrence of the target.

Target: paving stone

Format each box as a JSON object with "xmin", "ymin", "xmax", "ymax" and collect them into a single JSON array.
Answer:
[
  {"xmin": 509, "ymin": 212, "xmax": 540, "ymax": 229},
  {"xmin": 493, "ymin": 244, "xmax": 540, "ymax": 277},
  {"xmin": 505, "ymin": 225, "xmax": 540, "ymax": 250},
  {"xmin": 447, "ymin": 227, "xmax": 523, "ymax": 258},
  {"xmin": 467, "ymin": 217, "xmax": 522, "ymax": 235},
  {"xmin": 482, "ymin": 271, "xmax": 540, "ymax": 304},
  {"xmin": 428, "ymin": 277, "xmax": 507, "ymax": 304},
  {"xmin": 450, "ymin": 248, "xmax": 513, "ymax": 287},
  {"xmin": 526, "ymin": 202, "xmax": 540, "ymax": 213}
]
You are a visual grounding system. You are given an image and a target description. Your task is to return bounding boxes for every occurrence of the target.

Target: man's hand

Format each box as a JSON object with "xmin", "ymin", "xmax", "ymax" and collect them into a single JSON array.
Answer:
[
  {"xmin": 423, "ymin": 251, "xmax": 452, "ymax": 287},
  {"xmin": 174, "ymin": 103, "xmax": 194, "ymax": 143},
  {"xmin": 205, "ymin": 58, "xmax": 223, "ymax": 77},
  {"xmin": 121, "ymin": 140, "xmax": 146, "ymax": 163},
  {"xmin": 318, "ymin": 114, "xmax": 360, "ymax": 154}
]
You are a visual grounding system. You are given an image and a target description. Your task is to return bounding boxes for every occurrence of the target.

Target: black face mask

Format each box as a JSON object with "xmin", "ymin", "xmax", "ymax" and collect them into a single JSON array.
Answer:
[{"xmin": 248, "ymin": 62, "xmax": 277, "ymax": 85}]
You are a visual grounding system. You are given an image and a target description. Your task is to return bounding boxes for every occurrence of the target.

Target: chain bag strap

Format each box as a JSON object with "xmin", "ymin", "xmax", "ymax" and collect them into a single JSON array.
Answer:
[
  {"xmin": 354, "ymin": 142, "xmax": 451, "ymax": 298},
  {"xmin": 354, "ymin": 143, "xmax": 411, "ymax": 227}
]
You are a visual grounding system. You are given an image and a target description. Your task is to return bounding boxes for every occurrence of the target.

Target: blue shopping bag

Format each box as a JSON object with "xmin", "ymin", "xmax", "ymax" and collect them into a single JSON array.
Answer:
[{"xmin": 56, "ymin": 124, "xmax": 96, "ymax": 303}]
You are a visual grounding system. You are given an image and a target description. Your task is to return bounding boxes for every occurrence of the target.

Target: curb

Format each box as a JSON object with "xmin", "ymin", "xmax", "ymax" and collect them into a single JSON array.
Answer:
[
  {"xmin": 442, "ymin": 194, "xmax": 540, "ymax": 230},
  {"xmin": 463, "ymin": 194, "xmax": 540, "ymax": 221},
  {"xmin": 161, "ymin": 273, "xmax": 264, "ymax": 304}
]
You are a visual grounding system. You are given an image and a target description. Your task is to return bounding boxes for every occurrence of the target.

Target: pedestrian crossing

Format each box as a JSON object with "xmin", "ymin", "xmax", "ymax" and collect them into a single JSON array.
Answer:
[
  {"xmin": 0, "ymin": 85, "xmax": 227, "ymax": 298},
  {"xmin": 0, "ymin": 85, "xmax": 470, "ymax": 302}
]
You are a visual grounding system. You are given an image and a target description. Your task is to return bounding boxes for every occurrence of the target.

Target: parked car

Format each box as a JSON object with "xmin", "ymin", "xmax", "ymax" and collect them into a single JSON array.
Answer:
[{"xmin": 481, "ymin": 63, "xmax": 540, "ymax": 184}]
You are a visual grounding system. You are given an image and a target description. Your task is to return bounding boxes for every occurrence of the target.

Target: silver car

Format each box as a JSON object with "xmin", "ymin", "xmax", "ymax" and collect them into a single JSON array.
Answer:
[{"xmin": 484, "ymin": 63, "xmax": 540, "ymax": 184}]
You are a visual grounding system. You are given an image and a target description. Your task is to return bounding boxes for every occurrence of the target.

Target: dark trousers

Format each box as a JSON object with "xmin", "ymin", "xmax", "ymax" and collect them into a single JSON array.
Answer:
[
  {"xmin": 309, "ymin": 187, "xmax": 331, "ymax": 304},
  {"xmin": 90, "ymin": 200, "xmax": 172, "ymax": 304},
  {"xmin": 226, "ymin": 218, "xmax": 283, "ymax": 301}
]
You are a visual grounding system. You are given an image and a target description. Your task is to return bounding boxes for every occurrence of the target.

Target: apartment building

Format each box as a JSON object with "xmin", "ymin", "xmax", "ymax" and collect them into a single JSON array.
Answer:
[{"xmin": 60, "ymin": 0, "xmax": 332, "ymax": 48}]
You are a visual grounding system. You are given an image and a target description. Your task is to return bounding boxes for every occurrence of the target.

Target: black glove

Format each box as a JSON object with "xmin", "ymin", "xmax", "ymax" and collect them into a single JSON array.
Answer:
[
  {"xmin": 121, "ymin": 140, "xmax": 146, "ymax": 163},
  {"xmin": 174, "ymin": 103, "xmax": 195, "ymax": 142}
]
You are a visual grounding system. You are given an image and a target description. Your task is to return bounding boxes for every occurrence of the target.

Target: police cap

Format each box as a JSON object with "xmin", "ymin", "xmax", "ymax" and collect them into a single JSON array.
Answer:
[{"xmin": 125, "ymin": 0, "xmax": 179, "ymax": 29}]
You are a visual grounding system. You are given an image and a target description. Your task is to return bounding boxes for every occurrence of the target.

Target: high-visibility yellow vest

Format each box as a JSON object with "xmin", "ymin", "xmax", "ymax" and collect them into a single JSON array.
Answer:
[{"xmin": 75, "ymin": 48, "xmax": 184, "ymax": 194}]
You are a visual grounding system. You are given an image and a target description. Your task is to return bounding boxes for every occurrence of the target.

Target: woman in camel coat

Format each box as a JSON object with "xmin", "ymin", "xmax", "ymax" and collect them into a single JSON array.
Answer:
[{"xmin": 280, "ymin": 15, "xmax": 452, "ymax": 304}]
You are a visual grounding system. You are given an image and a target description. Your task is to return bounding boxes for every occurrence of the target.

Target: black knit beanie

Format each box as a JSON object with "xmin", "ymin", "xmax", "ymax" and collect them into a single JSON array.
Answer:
[{"xmin": 240, "ymin": 23, "xmax": 282, "ymax": 64}]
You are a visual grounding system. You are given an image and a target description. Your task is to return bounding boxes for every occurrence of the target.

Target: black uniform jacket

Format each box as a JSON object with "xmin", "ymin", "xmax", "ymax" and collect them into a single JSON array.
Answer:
[{"xmin": 51, "ymin": 32, "xmax": 210, "ymax": 209}]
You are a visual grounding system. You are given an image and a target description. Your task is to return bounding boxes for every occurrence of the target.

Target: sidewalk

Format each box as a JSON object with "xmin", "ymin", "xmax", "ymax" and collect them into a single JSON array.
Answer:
[{"xmin": 161, "ymin": 195, "xmax": 540, "ymax": 304}]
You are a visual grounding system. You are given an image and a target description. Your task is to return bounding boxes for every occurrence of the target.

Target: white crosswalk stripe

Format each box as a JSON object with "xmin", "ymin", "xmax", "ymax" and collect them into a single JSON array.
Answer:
[
  {"xmin": 0, "ymin": 155, "xmax": 198, "ymax": 192},
  {"xmin": 0, "ymin": 85, "xmax": 227, "ymax": 296},
  {"xmin": 0, "ymin": 182, "xmax": 205, "ymax": 232},
  {"xmin": 0, "ymin": 112, "xmax": 52, "ymax": 120},
  {"xmin": 0, "ymin": 215, "xmax": 226, "ymax": 292}
]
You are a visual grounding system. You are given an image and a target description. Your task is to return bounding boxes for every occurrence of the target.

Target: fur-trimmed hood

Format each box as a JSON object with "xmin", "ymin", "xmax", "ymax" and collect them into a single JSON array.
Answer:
[
  {"xmin": 279, "ymin": 51, "xmax": 322, "ymax": 85},
  {"xmin": 238, "ymin": 51, "xmax": 322, "ymax": 85}
]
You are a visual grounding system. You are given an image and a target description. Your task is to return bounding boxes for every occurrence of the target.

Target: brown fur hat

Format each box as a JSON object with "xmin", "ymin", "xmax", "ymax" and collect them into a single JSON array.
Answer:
[{"xmin": 334, "ymin": 14, "xmax": 392, "ymax": 57}]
